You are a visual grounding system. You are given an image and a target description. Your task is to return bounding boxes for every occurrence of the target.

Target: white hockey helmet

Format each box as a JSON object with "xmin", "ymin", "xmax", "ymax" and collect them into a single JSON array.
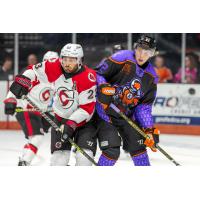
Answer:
[
  {"xmin": 60, "ymin": 43, "xmax": 84, "ymax": 65},
  {"xmin": 43, "ymin": 51, "xmax": 59, "ymax": 61}
]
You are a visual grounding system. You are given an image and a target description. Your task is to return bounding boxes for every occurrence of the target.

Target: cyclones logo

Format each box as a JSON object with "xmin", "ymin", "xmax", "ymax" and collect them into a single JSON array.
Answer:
[
  {"xmin": 57, "ymin": 87, "xmax": 75, "ymax": 109},
  {"xmin": 39, "ymin": 87, "xmax": 54, "ymax": 104}
]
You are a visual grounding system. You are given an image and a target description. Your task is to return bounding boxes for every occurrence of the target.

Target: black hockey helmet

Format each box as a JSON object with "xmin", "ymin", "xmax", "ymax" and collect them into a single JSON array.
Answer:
[{"xmin": 134, "ymin": 35, "xmax": 157, "ymax": 50}]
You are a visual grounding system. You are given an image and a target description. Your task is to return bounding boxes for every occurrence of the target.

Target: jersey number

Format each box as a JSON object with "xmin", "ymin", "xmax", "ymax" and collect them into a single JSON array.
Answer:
[
  {"xmin": 35, "ymin": 63, "xmax": 42, "ymax": 69},
  {"xmin": 88, "ymin": 90, "xmax": 94, "ymax": 99}
]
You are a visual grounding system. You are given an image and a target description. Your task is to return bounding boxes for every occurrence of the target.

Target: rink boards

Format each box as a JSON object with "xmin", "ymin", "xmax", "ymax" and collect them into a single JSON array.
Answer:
[
  {"xmin": 0, "ymin": 81, "xmax": 200, "ymax": 135},
  {"xmin": 153, "ymin": 83, "xmax": 200, "ymax": 135}
]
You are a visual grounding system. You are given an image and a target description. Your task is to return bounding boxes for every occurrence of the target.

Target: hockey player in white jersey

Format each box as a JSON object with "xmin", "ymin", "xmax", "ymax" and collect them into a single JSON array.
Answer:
[
  {"xmin": 43, "ymin": 51, "xmax": 59, "ymax": 62},
  {"xmin": 9, "ymin": 44, "xmax": 97, "ymax": 166},
  {"xmin": 4, "ymin": 51, "xmax": 59, "ymax": 166}
]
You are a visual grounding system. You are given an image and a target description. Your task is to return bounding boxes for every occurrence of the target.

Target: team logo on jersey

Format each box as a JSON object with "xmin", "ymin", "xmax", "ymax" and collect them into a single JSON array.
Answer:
[
  {"xmin": 39, "ymin": 87, "xmax": 54, "ymax": 104},
  {"xmin": 88, "ymin": 73, "xmax": 96, "ymax": 82},
  {"xmin": 57, "ymin": 87, "xmax": 75, "ymax": 109},
  {"xmin": 115, "ymin": 78, "xmax": 143, "ymax": 107}
]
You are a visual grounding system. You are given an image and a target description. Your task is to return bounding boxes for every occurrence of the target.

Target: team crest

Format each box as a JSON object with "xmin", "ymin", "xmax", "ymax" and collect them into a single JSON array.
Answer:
[
  {"xmin": 39, "ymin": 87, "xmax": 54, "ymax": 104},
  {"xmin": 114, "ymin": 78, "xmax": 143, "ymax": 107},
  {"xmin": 57, "ymin": 87, "xmax": 75, "ymax": 109},
  {"xmin": 88, "ymin": 73, "xmax": 96, "ymax": 82}
]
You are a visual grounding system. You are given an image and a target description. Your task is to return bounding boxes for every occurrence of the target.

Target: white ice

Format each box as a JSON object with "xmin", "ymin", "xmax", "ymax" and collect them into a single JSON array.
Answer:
[{"xmin": 0, "ymin": 130, "xmax": 200, "ymax": 166}]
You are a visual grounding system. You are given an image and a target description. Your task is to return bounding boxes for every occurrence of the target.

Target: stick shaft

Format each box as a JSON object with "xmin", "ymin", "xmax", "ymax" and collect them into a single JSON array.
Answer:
[
  {"xmin": 15, "ymin": 107, "xmax": 53, "ymax": 113},
  {"xmin": 23, "ymin": 95, "xmax": 98, "ymax": 166},
  {"xmin": 110, "ymin": 103, "xmax": 181, "ymax": 166}
]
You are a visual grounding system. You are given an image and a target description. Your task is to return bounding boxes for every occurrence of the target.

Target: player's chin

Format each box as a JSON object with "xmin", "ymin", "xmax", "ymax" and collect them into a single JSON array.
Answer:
[
  {"xmin": 137, "ymin": 61, "xmax": 143, "ymax": 65},
  {"xmin": 63, "ymin": 68, "xmax": 72, "ymax": 73}
]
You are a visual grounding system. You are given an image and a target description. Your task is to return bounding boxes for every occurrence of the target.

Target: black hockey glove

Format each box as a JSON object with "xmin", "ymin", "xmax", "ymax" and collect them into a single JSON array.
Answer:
[
  {"xmin": 4, "ymin": 97, "xmax": 17, "ymax": 115},
  {"xmin": 10, "ymin": 75, "xmax": 31, "ymax": 99},
  {"xmin": 98, "ymin": 83, "xmax": 115, "ymax": 110},
  {"xmin": 60, "ymin": 120, "xmax": 77, "ymax": 142}
]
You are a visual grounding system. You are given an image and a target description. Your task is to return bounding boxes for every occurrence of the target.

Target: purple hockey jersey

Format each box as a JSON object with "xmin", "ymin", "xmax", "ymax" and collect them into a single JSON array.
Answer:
[{"xmin": 95, "ymin": 50, "xmax": 158, "ymax": 128}]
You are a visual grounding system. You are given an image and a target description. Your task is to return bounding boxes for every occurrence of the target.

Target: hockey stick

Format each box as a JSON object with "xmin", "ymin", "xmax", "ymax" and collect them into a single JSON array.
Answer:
[
  {"xmin": 15, "ymin": 107, "xmax": 53, "ymax": 113},
  {"xmin": 22, "ymin": 95, "xmax": 98, "ymax": 166},
  {"xmin": 110, "ymin": 103, "xmax": 181, "ymax": 166}
]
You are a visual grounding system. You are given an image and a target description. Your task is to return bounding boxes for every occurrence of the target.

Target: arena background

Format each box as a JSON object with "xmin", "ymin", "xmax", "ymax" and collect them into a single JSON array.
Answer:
[
  {"xmin": 1, "ymin": 33, "xmax": 200, "ymax": 133},
  {"xmin": 0, "ymin": 33, "xmax": 200, "ymax": 166}
]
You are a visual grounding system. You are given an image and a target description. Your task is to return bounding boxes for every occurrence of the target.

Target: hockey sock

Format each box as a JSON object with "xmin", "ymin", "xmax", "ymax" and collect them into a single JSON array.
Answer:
[
  {"xmin": 98, "ymin": 153, "xmax": 116, "ymax": 166},
  {"xmin": 131, "ymin": 151, "xmax": 151, "ymax": 166},
  {"xmin": 22, "ymin": 143, "xmax": 38, "ymax": 165},
  {"xmin": 21, "ymin": 135, "xmax": 44, "ymax": 164}
]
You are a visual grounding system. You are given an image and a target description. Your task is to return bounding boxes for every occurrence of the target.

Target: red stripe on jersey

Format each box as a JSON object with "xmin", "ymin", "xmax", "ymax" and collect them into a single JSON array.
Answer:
[
  {"xmin": 23, "ymin": 112, "xmax": 33, "ymax": 136},
  {"xmin": 29, "ymin": 76, "xmax": 40, "ymax": 93},
  {"xmin": 66, "ymin": 120, "xmax": 77, "ymax": 130},
  {"xmin": 76, "ymin": 120, "xmax": 87, "ymax": 128},
  {"xmin": 55, "ymin": 114, "xmax": 63, "ymax": 122},
  {"xmin": 72, "ymin": 66, "xmax": 96, "ymax": 94},
  {"xmin": 80, "ymin": 102, "xmax": 95, "ymax": 115},
  {"xmin": 22, "ymin": 67, "xmax": 39, "ymax": 92},
  {"xmin": 31, "ymin": 77, "xmax": 40, "ymax": 88},
  {"xmin": 24, "ymin": 143, "xmax": 38, "ymax": 154},
  {"xmin": 44, "ymin": 59, "xmax": 63, "ymax": 82}
]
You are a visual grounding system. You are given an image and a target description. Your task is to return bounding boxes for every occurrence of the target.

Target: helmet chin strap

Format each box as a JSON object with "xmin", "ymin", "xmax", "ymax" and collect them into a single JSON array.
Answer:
[
  {"xmin": 73, "ymin": 64, "xmax": 81, "ymax": 73},
  {"xmin": 73, "ymin": 58, "xmax": 82, "ymax": 72}
]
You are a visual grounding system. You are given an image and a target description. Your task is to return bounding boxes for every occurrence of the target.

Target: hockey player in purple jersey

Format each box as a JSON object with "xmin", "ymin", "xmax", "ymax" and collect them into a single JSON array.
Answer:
[{"xmin": 95, "ymin": 35, "xmax": 160, "ymax": 166}]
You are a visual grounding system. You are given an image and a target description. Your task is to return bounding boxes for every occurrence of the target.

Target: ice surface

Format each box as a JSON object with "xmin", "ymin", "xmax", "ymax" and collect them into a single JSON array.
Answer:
[{"xmin": 0, "ymin": 130, "xmax": 199, "ymax": 166}]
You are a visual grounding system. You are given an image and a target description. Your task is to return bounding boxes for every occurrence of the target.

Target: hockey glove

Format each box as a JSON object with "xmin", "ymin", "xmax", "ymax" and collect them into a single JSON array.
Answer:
[
  {"xmin": 10, "ymin": 75, "xmax": 31, "ymax": 99},
  {"xmin": 143, "ymin": 127, "xmax": 160, "ymax": 152},
  {"xmin": 98, "ymin": 83, "xmax": 115, "ymax": 110},
  {"xmin": 60, "ymin": 120, "xmax": 77, "ymax": 142},
  {"xmin": 4, "ymin": 97, "xmax": 17, "ymax": 115},
  {"xmin": 152, "ymin": 127, "xmax": 160, "ymax": 144}
]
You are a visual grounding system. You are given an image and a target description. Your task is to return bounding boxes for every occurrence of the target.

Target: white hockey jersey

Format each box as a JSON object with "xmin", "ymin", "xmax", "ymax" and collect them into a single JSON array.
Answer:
[
  {"xmin": 6, "ymin": 67, "xmax": 54, "ymax": 111},
  {"xmin": 23, "ymin": 58, "xmax": 97, "ymax": 127}
]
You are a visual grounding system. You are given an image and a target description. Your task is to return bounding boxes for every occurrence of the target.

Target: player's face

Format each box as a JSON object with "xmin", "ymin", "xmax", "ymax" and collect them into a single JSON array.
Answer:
[
  {"xmin": 135, "ymin": 47, "xmax": 154, "ymax": 65},
  {"xmin": 61, "ymin": 57, "xmax": 78, "ymax": 73}
]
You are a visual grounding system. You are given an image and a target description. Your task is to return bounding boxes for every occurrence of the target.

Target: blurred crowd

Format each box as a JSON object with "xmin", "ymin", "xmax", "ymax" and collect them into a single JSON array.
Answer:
[
  {"xmin": 0, "ymin": 53, "xmax": 38, "ymax": 80},
  {"xmin": 1, "ymin": 41, "xmax": 200, "ymax": 84},
  {"xmin": 153, "ymin": 53, "xmax": 200, "ymax": 84}
]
